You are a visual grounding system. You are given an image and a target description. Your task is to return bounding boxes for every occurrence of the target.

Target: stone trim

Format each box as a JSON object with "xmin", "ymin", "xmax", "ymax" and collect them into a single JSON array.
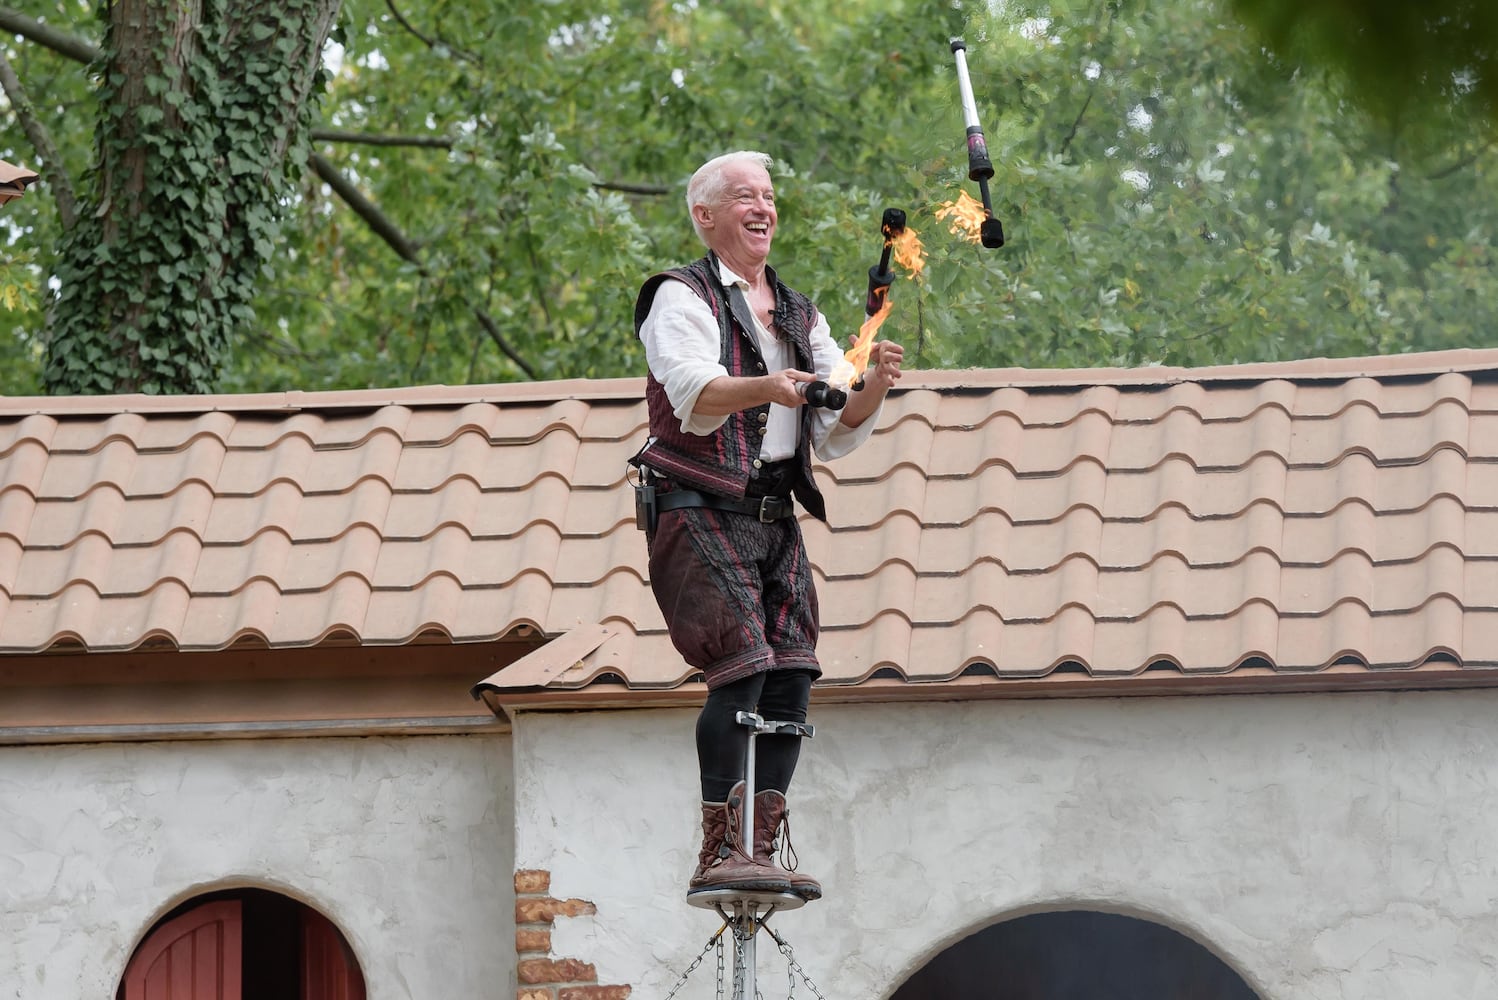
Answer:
[{"xmin": 514, "ymin": 869, "xmax": 631, "ymax": 1000}]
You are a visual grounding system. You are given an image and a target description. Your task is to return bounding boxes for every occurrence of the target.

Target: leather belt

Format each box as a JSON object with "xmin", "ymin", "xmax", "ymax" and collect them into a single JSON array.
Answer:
[{"xmin": 656, "ymin": 490, "xmax": 796, "ymax": 523}]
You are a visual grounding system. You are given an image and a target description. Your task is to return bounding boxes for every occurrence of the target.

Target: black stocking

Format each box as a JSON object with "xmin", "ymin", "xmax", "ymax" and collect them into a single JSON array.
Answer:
[{"xmin": 695, "ymin": 669, "xmax": 814, "ymax": 801}]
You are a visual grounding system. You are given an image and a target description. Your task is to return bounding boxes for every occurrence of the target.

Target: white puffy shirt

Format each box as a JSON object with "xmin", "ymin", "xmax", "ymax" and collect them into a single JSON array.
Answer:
[{"xmin": 638, "ymin": 259, "xmax": 878, "ymax": 462}]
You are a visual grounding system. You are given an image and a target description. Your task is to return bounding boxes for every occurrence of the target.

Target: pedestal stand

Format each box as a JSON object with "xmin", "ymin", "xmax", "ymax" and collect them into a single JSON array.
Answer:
[{"xmin": 683, "ymin": 711, "xmax": 814, "ymax": 999}]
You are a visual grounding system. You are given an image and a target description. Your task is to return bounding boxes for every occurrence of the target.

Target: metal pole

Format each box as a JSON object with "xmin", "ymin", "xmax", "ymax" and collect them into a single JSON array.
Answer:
[
  {"xmin": 735, "ymin": 901, "xmax": 757, "ymax": 1000},
  {"xmin": 722, "ymin": 712, "xmax": 814, "ymax": 999},
  {"xmin": 737, "ymin": 714, "xmax": 760, "ymax": 1000},
  {"xmin": 742, "ymin": 717, "xmax": 757, "ymax": 861}
]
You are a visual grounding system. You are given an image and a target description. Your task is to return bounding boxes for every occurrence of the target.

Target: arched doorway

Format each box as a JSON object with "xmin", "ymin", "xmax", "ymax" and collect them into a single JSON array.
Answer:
[
  {"xmin": 891, "ymin": 910, "xmax": 1260, "ymax": 1000},
  {"xmin": 118, "ymin": 888, "xmax": 366, "ymax": 1000}
]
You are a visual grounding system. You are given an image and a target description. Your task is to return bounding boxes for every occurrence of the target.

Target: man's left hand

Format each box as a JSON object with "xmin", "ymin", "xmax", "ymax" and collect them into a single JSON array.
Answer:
[
  {"xmin": 836, "ymin": 338, "xmax": 905, "ymax": 430},
  {"xmin": 856, "ymin": 338, "xmax": 904, "ymax": 391}
]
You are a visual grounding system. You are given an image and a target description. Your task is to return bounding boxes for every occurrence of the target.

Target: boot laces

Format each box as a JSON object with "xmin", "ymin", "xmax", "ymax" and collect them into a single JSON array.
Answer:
[
  {"xmin": 722, "ymin": 796, "xmax": 752, "ymax": 862},
  {"xmin": 733, "ymin": 795, "xmax": 748, "ymax": 845},
  {"xmin": 776, "ymin": 811, "xmax": 800, "ymax": 872}
]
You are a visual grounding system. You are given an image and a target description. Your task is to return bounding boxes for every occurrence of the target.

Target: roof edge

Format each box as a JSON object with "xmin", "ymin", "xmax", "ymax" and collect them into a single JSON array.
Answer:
[
  {"xmin": 9, "ymin": 348, "xmax": 1498, "ymax": 417},
  {"xmin": 0, "ymin": 377, "xmax": 649, "ymax": 417},
  {"xmin": 472, "ymin": 636, "xmax": 1498, "ymax": 718}
]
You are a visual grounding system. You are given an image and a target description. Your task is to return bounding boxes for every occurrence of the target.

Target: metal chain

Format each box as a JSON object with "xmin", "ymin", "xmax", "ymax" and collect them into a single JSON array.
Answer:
[
  {"xmin": 716, "ymin": 927, "xmax": 727, "ymax": 1000},
  {"xmin": 764, "ymin": 924, "xmax": 830, "ymax": 1000},
  {"xmin": 661, "ymin": 911, "xmax": 827, "ymax": 1000},
  {"xmin": 661, "ymin": 923, "xmax": 727, "ymax": 1000},
  {"xmin": 731, "ymin": 920, "xmax": 750, "ymax": 1000}
]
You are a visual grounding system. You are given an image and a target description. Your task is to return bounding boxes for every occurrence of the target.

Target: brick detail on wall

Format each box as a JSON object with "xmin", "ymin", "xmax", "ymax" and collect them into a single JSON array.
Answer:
[
  {"xmin": 514, "ymin": 869, "xmax": 632, "ymax": 1000},
  {"xmin": 560, "ymin": 988, "xmax": 633, "ymax": 1000}
]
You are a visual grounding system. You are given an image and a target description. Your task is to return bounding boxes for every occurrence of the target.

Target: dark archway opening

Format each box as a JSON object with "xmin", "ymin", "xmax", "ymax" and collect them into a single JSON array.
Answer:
[
  {"xmin": 891, "ymin": 910, "xmax": 1260, "ymax": 1000},
  {"xmin": 117, "ymin": 887, "xmax": 366, "ymax": 1000}
]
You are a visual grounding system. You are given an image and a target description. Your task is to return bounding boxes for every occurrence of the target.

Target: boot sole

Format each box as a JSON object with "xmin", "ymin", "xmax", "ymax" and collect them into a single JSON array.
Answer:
[{"xmin": 687, "ymin": 878, "xmax": 793, "ymax": 896}]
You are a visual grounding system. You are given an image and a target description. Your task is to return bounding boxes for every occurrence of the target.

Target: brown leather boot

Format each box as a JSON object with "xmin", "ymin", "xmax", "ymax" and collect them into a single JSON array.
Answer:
[
  {"xmin": 753, "ymin": 789, "xmax": 822, "ymax": 901},
  {"xmin": 688, "ymin": 781, "xmax": 793, "ymax": 897}
]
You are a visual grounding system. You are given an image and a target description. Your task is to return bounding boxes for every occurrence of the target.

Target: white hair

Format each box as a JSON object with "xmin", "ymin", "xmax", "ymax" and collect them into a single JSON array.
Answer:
[{"xmin": 686, "ymin": 150, "xmax": 774, "ymax": 245}]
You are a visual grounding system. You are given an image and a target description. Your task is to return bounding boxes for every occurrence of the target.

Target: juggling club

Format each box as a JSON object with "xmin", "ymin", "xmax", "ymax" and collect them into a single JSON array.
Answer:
[
  {"xmin": 864, "ymin": 208, "xmax": 906, "ymax": 318},
  {"xmin": 950, "ymin": 38, "xmax": 1005, "ymax": 249}
]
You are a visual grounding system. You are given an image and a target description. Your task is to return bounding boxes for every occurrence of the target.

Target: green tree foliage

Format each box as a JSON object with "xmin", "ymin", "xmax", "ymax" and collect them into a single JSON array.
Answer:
[
  {"xmin": 44, "ymin": 0, "xmax": 340, "ymax": 395},
  {"xmin": 2, "ymin": 0, "xmax": 1497, "ymax": 395},
  {"xmin": 235, "ymin": 0, "xmax": 967, "ymax": 391},
  {"xmin": 929, "ymin": 0, "xmax": 1498, "ymax": 369},
  {"xmin": 1227, "ymin": 0, "xmax": 1498, "ymax": 128}
]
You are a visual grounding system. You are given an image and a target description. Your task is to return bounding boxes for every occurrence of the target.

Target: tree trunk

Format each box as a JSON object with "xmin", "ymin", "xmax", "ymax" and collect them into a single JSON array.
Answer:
[{"xmin": 45, "ymin": 0, "xmax": 341, "ymax": 395}]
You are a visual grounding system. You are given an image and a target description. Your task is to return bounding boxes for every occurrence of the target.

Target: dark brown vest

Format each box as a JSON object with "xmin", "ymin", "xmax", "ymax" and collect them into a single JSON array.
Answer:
[{"xmin": 633, "ymin": 253, "xmax": 828, "ymax": 522}]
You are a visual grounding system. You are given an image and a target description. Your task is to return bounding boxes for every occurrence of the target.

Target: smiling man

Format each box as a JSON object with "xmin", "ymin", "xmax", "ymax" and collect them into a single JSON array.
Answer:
[{"xmin": 631, "ymin": 150, "xmax": 904, "ymax": 900}]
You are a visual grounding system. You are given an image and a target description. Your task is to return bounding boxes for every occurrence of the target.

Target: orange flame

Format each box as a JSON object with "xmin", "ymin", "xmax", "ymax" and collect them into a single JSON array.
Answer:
[
  {"xmin": 936, "ymin": 190, "xmax": 988, "ymax": 243},
  {"xmin": 830, "ymin": 221, "xmax": 925, "ymax": 390},
  {"xmin": 889, "ymin": 227, "xmax": 926, "ymax": 277},
  {"xmin": 831, "ymin": 297, "xmax": 894, "ymax": 389}
]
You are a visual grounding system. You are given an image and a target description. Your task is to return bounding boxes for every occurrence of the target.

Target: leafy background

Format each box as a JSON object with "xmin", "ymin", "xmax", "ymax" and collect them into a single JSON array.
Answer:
[{"xmin": 2, "ymin": 0, "xmax": 1497, "ymax": 395}]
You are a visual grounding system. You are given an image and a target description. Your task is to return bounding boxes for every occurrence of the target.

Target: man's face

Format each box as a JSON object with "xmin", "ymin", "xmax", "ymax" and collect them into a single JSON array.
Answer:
[{"xmin": 697, "ymin": 162, "xmax": 777, "ymax": 266}]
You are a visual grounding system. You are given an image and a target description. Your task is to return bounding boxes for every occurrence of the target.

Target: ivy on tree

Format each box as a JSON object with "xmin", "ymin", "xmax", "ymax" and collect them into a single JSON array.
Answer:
[{"xmin": 41, "ymin": 0, "xmax": 338, "ymax": 395}]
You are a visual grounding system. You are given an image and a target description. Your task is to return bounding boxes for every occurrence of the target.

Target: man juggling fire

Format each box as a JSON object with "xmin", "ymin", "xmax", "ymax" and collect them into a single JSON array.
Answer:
[{"xmin": 631, "ymin": 150, "xmax": 904, "ymax": 901}]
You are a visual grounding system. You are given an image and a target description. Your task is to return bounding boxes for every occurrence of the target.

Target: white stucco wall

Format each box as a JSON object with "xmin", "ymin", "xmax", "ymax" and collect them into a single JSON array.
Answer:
[
  {"xmin": 0, "ymin": 733, "xmax": 514, "ymax": 999},
  {"xmin": 512, "ymin": 691, "xmax": 1498, "ymax": 1000}
]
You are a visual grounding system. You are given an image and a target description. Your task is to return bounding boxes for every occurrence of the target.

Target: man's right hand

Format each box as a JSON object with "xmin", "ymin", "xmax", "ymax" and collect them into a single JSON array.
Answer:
[
  {"xmin": 694, "ymin": 370, "xmax": 815, "ymax": 415},
  {"xmin": 763, "ymin": 369, "xmax": 817, "ymax": 407}
]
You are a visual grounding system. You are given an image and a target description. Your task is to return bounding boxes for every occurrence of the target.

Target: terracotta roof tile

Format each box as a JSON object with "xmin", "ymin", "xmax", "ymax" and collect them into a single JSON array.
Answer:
[
  {"xmin": 1098, "ymin": 501, "xmax": 1277, "ymax": 568},
  {"xmin": 201, "ymin": 481, "xmax": 307, "ymax": 544},
  {"xmin": 358, "ymin": 575, "xmax": 521, "ymax": 645},
  {"xmin": 304, "ymin": 432, "xmax": 406, "ymax": 495},
  {"xmin": 555, "ymin": 527, "xmax": 649, "ymax": 583},
  {"xmin": 922, "ymin": 461, "xmax": 1109, "ymax": 525},
  {"xmin": 1468, "ymin": 413, "xmax": 1498, "ymax": 456},
  {"xmin": 1466, "ymin": 462, "xmax": 1498, "ymax": 509},
  {"xmin": 173, "ymin": 582, "xmax": 277, "ymax": 647},
  {"xmin": 213, "ymin": 434, "xmax": 320, "ymax": 495},
  {"xmin": 1463, "ymin": 607, "xmax": 1498, "ymax": 652},
  {"xmin": 9, "ymin": 349, "xmax": 1498, "ymax": 703},
  {"xmin": 191, "ymin": 529, "xmax": 292, "ymax": 594}
]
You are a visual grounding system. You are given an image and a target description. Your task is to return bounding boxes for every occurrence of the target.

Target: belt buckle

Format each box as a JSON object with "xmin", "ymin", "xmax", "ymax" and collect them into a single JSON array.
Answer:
[{"xmin": 758, "ymin": 496, "xmax": 778, "ymax": 523}]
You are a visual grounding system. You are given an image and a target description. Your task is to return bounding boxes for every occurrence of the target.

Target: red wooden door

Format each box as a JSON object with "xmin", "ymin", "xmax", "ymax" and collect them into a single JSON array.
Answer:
[
  {"xmin": 123, "ymin": 900, "xmax": 243, "ymax": 1000},
  {"xmin": 301, "ymin": 908, "xmax": 367, "ymax": 1000}
]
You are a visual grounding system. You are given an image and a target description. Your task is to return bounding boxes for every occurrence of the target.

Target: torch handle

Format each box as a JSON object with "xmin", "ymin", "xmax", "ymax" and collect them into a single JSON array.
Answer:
[
  {"xmin": 865, "ymin": 265, "xmax": 895, "ymax": 318},
  {"xmin": 950, "ymin": 39, "xmax": 995, "ymax": 182}
]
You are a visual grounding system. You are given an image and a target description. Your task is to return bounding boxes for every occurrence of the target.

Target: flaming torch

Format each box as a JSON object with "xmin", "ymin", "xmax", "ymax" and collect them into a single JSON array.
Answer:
[
  {"xmin": 949, "ymin": 38, "xmax": 1004, "ymax": 249},
  {"xmin": 864, "ymin": 208, "xmax": 907, "ymax": 320},
  {"xmin": 830, "ymin": 208, "xmax": 926, "ymax": 392}
]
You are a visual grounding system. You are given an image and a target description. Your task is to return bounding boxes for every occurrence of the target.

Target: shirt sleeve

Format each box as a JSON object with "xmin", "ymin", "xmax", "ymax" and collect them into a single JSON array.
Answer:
[
  {"xmin": 639, "ymin": 279, "xmax": 730, "ymax": 436},
  {"xmin": 806, "ymin": 310, "xmax": 882, "ymax": 461}
]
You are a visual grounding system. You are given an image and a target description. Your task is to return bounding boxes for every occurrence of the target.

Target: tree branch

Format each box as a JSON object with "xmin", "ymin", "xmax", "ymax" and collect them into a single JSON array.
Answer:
[
  {"xmin": 0, "ymin": 48, "xmax": 77, "ymax": 226},
  {"xmin": 383, "ymin": 0, "xmax": 438, "ymax": 49},
  {"xmin": 309, "ymin": 152, "xmax": 538, "ymax": 379},
  {"xmin": 383, "ymin": 0, "xmax": 477, "ymax": 62},
  {"xmin": 471, "ymin": 310, "xmax": 538, "ymax": 379},
  {"xmin": 595, "ymin": 179, "xmax": 669, "ymax": 196},
  {"xmin": 310, "ymin": 152, "xmax": 421, "ymax": 261},
  {"xmin": 0, "ymin": 8, "xmax": 101, "ymax": 64},
  {"xmin": 1426, "ymin": 139, "xmax": 1497, "ymax": 181},
  {"xmin": 1059, "ymin": 89, "xmax": 1094, "ymax": 158},
  {"xmin": 0, "ymin": 17, "xmax": 668, "ymax": 195},
  {"xmin": 309, "ymin": 126, "xmax": 453, "ymax": 148}
]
